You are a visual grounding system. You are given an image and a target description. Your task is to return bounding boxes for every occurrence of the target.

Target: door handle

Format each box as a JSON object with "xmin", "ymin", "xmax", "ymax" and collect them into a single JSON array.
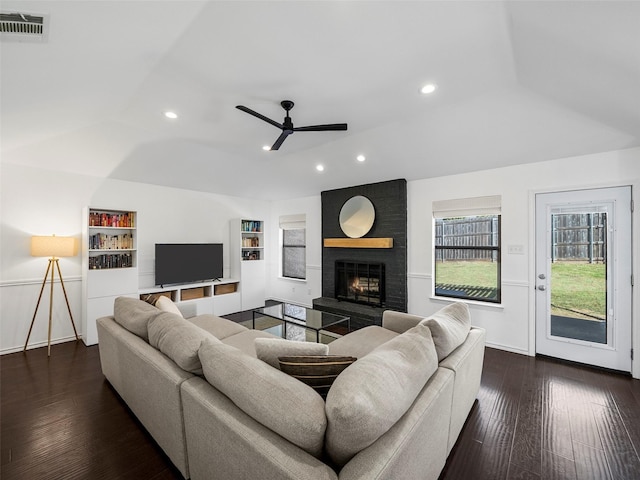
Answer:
[
  {"xmin": 538, "ymin": 273, "xmax": 546, "ymax": 280},
  {"xmin": 537, "ymin": 285, "xmax": 546, "ymax": 291}
]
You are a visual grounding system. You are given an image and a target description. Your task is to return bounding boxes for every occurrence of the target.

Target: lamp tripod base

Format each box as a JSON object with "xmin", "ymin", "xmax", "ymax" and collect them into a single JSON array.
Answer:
[{"xmin": 24, "ymin": 258, "xmax": 80, "ymax": 356}]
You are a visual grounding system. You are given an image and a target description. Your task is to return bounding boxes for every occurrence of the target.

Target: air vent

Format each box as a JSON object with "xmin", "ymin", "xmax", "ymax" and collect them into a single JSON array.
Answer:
[{"xmin": 0, "ymin": 12, "xmax": 48, "ymax": 42}]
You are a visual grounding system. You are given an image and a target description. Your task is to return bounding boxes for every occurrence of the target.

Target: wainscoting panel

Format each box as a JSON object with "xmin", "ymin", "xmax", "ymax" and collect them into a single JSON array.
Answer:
[{"xmin": 0, "ymin": 277, "xmax": 82, "ymax": 354}]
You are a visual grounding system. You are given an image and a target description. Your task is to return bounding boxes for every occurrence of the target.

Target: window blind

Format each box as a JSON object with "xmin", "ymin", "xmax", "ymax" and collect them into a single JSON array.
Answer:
[
  {"xmin": 279, "ymin": 214, "xmax": 306, "ymax": 230},
  {"xmin": 432, "ymin": 195, "xmax": 501, "ymax": 218}
]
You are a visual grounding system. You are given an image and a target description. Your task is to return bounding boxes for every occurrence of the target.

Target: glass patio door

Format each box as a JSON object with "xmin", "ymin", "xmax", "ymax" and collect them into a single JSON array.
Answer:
[{"xmin": 535, "ymin": 187, "xmax": 632, "ymax": 372}]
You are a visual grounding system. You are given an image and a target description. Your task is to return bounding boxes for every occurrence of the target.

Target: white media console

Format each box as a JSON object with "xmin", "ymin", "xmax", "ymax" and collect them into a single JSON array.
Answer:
[{"xmin": 138, "ymin": 279, "xmax": 241, "ymax": 318}]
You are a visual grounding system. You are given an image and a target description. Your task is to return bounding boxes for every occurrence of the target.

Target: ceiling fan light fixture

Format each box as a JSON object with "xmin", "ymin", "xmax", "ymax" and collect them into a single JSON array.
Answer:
[
  {"xmin": 420, "ymin": 83, "xmax": 437, "ymax": 95},
  {"xmin": 262, "ymin": 145, "xmax": 271, "ymax": 151}
]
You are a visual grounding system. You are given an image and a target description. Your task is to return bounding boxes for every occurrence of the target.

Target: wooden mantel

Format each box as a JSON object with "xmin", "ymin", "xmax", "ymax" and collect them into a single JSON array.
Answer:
[{"xmin": 323, "ymin": 238, "xmax": 393, "ymax": 249}]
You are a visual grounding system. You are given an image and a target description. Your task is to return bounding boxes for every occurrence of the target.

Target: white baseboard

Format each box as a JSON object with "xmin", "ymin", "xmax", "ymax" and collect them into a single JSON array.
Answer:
[
  {"xmin": 485, "ymin": 341, "xmax": 530, "ymax": 356},
  {"xmin": 2, "ymin": 335, "xmax": 83, "ymax": 355}
]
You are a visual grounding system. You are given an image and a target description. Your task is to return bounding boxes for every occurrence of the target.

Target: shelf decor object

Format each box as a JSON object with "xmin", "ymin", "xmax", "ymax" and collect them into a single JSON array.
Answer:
[{"xmin": 25, "ymin": 235, "xmax": 80, "ymax": 356}]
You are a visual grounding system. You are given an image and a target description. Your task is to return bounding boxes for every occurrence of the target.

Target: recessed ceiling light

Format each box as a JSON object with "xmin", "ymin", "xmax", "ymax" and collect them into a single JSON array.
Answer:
[
  {"xmin": 356, "ymin": 154, "xmax": 366, "ymax": 162},
  {"xmin": 316, "ymin": 164, "xmax": 324, "ymax": 172},
  {"xmin": 164, "ymin": 111, "xmax": 178, "ymax": 119},
  {"xmin": 262, "ymin": 145, "xmax": 271, "ymax": 151},
  {"xmin": 420, "ymin": 83, "xmax": 437, "ymax": 95}
]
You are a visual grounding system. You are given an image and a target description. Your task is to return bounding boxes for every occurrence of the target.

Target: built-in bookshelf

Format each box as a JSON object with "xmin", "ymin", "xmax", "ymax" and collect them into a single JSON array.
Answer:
[
  {"xmin": 240, "ymin": 219, "xmax": 264, "ymax": 261},
  {"xmin": 82, "ymin": 207, "xmax": 139, "ymax": 346},
  {"xmin": 87, "ymin": 209, "xmax": 136, "ymax": 270},
  {"xmin": 230, "ymin": 219, "xmax": 266, "ymax": 311}
]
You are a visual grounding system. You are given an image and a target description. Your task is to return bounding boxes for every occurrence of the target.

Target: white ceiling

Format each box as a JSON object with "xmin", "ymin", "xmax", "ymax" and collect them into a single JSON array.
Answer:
[{"xmin": 2, "ymin": 1, "xmax": 639, "ymax": 200}]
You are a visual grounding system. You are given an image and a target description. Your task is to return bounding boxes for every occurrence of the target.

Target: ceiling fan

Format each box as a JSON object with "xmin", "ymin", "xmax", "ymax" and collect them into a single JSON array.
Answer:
[{"xmin": 235, "ymin": 100, "xmax": 347, "ymax": 151}]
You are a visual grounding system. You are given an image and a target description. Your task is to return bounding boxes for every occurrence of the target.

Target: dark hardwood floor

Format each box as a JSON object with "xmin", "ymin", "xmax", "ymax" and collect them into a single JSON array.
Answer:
[
  {"xmin": 441, "ymin": 348, "xmax": 640, "ymax": 480},
  {"xmin": 2, "ymin": 337, "xmax": 639, "ymax": 479}
]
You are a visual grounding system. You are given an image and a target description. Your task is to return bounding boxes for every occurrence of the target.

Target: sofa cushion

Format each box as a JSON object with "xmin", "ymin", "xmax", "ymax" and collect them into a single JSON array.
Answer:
[
  {"xmin": 148, "ymin": 312, "xmax": 219, "ymax": 375},
  {"xmin": 254, "ymin": 338, "xmax": 329, "ymax": 369},
  {"xmin": 113, "ymin": 296, "xmax": 162, "ymax": 341},
  {"xmin": 327, "ymin": 325, "xmax": 398, "ymax": 359},
  {"xmin": 420, "ymin": 302, "xmax": 471, "ymax": 361},
  {"xmin": 279, "ymin": 355, "xmax": 356, "ymax": 398},
  {"xmin": 325, "ymin": 324, "xmax": 438, "ymax": 466},
  {"xmin": 186, "ymin": 314, "xmax": 248, "ymax": 340},
  {"xmin": 221, "ymin": 329, "xmax": 278, "ymax": 357},
  {"xmin": 155, "ymin": 295, "xmax": 184, "ymax": 318},
  {"xmin": 382, "ymin": 310, "xmax": 425, "ymax": 334},
  {"xmin": 199, "ymin": 338, "xmax": 327, "ymax": 458}
]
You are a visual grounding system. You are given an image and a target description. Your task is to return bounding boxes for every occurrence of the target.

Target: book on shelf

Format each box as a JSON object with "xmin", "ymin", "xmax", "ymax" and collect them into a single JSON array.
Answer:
[
  {"xmin": 89, "ymin": 253, "xmax": 133, "ymax": 269},
  {"xmin": 89, "ymin": 211, "xmax": 135, "ymax": 228},
  {"xmin": 89, "ymin": 233, "xmax": 134, "ymax": 250},
  {"xmin": 241, "ymin": 236, "xmax": 261, "ymax": 248},
  {"xmin": 241, "ymin": 220, "xmax": 262, "ymax": 233}
]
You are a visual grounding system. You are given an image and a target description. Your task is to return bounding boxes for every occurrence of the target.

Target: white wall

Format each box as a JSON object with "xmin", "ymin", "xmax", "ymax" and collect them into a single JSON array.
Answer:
[
  {"xmin": 0, "ymin": 163, "xmax": 268, "ymax": 353},
  {"xmin": 266, "ymin": 195, "xmax": 322, "ymax": 306}
]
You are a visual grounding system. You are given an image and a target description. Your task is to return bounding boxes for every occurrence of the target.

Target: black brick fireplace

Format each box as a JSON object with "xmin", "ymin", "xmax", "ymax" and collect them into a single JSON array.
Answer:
[{"xmin": 313, "ymin": 179, "xmax": 407, "ymax": 330}]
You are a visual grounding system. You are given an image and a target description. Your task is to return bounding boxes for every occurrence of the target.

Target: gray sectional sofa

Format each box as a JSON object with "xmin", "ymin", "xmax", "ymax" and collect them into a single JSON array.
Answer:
[{"xmin": 97, "ymin": 297, "xmax": 485, "ymax": 480}]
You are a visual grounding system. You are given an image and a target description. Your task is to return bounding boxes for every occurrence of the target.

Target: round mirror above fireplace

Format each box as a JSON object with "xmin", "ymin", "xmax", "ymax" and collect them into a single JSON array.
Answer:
[{"xmin": 339, "ymin": 195, "xmax": 375, "ymax": 238}]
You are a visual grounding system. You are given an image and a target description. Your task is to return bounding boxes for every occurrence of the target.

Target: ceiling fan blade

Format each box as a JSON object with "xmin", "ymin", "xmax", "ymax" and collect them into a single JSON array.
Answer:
[
  {"xmin": 236, "ymin": 105, "xmax": 283, "ymax": 129},
  {"xmin": 270, "ymin": 130, "xmax": 292, "ymax": 151},
  {"xmin": 293, "ymin": 123, "xmax": 348, "ymax": 132}
]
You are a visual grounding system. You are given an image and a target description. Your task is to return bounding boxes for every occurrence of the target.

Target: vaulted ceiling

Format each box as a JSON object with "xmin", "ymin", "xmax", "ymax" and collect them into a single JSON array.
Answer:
[{"xmin": 2, "ymin": 1, "xmax": 639, "ymax": 200}]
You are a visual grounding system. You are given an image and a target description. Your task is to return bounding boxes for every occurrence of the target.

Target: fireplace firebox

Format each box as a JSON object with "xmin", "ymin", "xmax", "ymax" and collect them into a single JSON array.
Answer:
[{"xmin": 335, "ymin": 261, "xmax": 385, "ymax": 307}]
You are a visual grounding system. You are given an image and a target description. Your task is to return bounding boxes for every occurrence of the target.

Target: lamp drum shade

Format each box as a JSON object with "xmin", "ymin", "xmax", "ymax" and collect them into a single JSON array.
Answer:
[{"xmin": 31, "ymin": 236, "xmax": 78, "ymax": 257}]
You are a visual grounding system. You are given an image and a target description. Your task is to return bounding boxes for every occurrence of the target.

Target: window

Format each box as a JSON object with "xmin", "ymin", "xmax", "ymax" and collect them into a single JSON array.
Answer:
[
  {"xmin": 280, "ymin": 214, "xmax": 306, "ymax": 280},
  {"xmin": 433, "ymin": 196, "xmax": 501, "ymax": 303}
]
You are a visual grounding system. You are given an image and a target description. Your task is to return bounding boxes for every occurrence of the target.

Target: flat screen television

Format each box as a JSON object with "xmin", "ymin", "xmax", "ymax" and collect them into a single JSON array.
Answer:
[{"xmin": 155, "ymin": 243, "xmax": 223, "ymax": 286}]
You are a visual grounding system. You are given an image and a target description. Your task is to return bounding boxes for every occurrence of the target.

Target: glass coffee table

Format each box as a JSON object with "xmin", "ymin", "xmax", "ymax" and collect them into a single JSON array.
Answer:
[{"xmin": 252, "ymin": 303, "xmax": 350, "ymax": 342}]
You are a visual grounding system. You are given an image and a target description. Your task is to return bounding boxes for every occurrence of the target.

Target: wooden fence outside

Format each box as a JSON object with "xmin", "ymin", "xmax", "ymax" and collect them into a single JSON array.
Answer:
[
  {"xmin": 551, "ymin": 213, "xmax": 606, "ymax": 263},
  {"xmin": 435, "ymin": 213, "xmax": 606, "ymax": 263},
  {"xmin": 435, "ymin": 216, "xmax": 499, "ymax": 262}
]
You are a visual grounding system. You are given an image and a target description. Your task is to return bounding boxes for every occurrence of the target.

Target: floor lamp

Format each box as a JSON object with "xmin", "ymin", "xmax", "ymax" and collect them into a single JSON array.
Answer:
[{"xmin": 24, "ymin": 235, "xmax": 80, "ymax": 356}]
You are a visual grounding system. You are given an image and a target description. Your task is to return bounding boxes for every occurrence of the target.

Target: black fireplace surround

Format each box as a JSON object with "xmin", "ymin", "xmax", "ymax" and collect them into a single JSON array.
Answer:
[
  {"xmin": 335, "ymin": 261, "xmax": 385, "ymax": 307},
  {"xmin": 313, "ymin": 179, "xmax": 407, "ymax": 330}
]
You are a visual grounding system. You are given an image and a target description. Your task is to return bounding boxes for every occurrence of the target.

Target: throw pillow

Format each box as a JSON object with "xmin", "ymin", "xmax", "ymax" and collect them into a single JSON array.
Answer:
[
  {"xmin": 113, "ymin": 296, "xmax": 162, "ymax": 341},
  {"xmin": 155, "ymin": 295, "xmax": 184, "ymax": 318},
  {"xmin": 198, "ymin": 338, "xmax": 327, "ymax": 458},
  {"xmin": 325, "ymin": 324, "xmax": 438, "ymax": 466},
  {"xmin": 419, "ymin": 302, "xmax": 471, "ymax": 361},
  {"xmin": 278, "ymin": 355, "xmax": 356, "ymax": 399},
  {"xmin": 148, "ymin": 311, "xmax": 219, "ymax": 375},
  {"xmin": 254, "ymin": 338, "xmax": 329, "ymax": 369}
]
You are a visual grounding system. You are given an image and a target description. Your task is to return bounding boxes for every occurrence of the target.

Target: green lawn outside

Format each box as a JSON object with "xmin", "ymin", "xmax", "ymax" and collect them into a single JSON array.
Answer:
[
  {"xmin": 434, "ymin": 260, "xmax": 498, "ymax": 288},
  {"xmin": 435, "ymin": 260, "xmax": 606, "ymax": 320},
  {"xmin": 551, "ymin": 262, "xmax": 606, "ymax": 320}
]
